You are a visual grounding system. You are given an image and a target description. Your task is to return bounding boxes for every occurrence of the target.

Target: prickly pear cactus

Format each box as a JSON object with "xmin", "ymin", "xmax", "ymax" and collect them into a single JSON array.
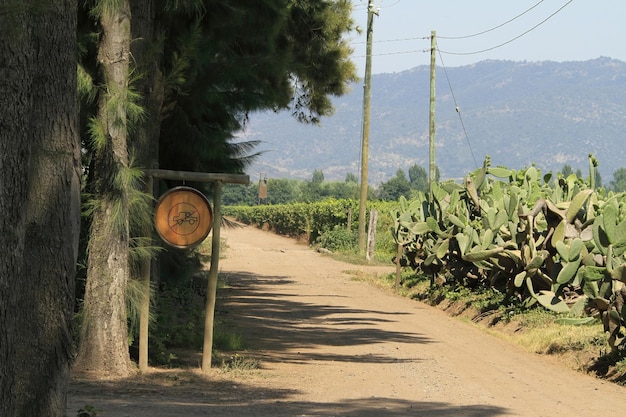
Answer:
[{"xmin": 391, "ymin": 154, "xmax": 626, "ymax": 350}]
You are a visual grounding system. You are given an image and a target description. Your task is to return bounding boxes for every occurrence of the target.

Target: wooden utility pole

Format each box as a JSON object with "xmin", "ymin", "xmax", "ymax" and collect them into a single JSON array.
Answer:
[
  {"xmin": 358, "ymin": 0, "xmax": 376, "ymax": 255},
  {"xmin": 429, "ymin": 30, "xmax": 437, "ymax": 199}
]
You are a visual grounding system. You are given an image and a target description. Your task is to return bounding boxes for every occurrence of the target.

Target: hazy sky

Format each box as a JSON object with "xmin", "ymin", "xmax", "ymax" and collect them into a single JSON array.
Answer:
[{"xmin": 350, "ymin": 0, "xmax": 625, "ymax": 74}]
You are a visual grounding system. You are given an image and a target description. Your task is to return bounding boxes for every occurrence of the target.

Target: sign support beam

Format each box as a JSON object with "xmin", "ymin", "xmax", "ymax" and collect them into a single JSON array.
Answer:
[
  {"xmin": 202, "ymin": 181, "xmax": 222, "ymax": 372},
  {"xmin": 140, "ymin": 169, "xmax": 249, "ymax": 373}
]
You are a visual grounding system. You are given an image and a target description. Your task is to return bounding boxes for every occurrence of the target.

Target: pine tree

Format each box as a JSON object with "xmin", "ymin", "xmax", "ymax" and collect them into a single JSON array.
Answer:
[
  {"xmin": 76, "ymin": 0, "xmax": 358, "ymax": 375},
  {"xmin": 74, "ymin": 0, "xmax": 137, "ymax": 378}
]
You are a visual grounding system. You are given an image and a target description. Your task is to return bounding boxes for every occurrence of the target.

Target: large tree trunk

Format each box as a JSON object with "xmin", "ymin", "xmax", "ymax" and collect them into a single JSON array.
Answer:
[
  {"xmin": 0, "ymin": 1, "xmax": 81, "ymax": 416},
  {"xmin": 74, "ymin": 1, "xmax": 136, "ymax": 378}
]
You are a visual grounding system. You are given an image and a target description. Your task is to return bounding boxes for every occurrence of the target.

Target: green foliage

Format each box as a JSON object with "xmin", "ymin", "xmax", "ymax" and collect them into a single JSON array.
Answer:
[
  {"xmin": 284, "ymin": 0, "xmax": 358, "ymax": 123},
  {"xmin": 345, "ymin": 172, "xmax": 358, "ymax": 183},
  {"xmin": 302, "ymin": 170, "xmax": 326, "ymax": 202},
  {"xmin": 225, "ymin": 199, "xmax": 357, "ymax": 242},
  {"xmin": 560, "ymin": 164, "xmax": 574, "ymax": 178},
  {"xmin": 317, "ymin": 225, "xmax": 358, "ymax": 252},
  {"xmin": 213, "ymin": 327, "xmax": 246, "ymax": 352},
  {"xmin": 377, "ymin": 164, "xmax": 437, "ymax": 201},
  {"xmin": 610, "ymin": 168, "xmax": 626, "ymax": 192},
  {"xmin": 143, "ymin": 242, "xmax": 248, "ymax": 367},
  {"xmin": 225, "ymin": 198, "xmax": 397, "ymax": 261},
  {"xmin": 144, "ymin": 250, "xmax": 206, "ymax": 366},
  {"xmin": 378, "ymin": 169, "xmax": 412, "ymax": 201},
  {"xmin": 75, "ymin": 405, "xmax": 100, "ymax": 417},
  {"xmin": 158, "ymin": 0, "xmax": 358, "ymax": 176},
  {"xmin": 222, "ymin": 172, "xmax": 368, "ymax": 206},
  {"xmin": 222, "ymin": 183, "xmax": 259, "ymax": 206},
  {"xmin": 391, "ymin": 155, "xmax": 626, "ymax": 351},
  {"xmin": 408, "ymin": 164, "xmax": 430, "ymax": 193},
  {"xmin": 220, "ymin": 353, "xmax": 259, "ymax": 372}
]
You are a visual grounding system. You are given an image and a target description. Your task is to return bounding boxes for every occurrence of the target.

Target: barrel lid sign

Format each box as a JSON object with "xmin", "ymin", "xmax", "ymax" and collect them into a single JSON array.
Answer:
[{"xmin": 154, "ymin": 187, "xmax": 213, "ymax": 249}]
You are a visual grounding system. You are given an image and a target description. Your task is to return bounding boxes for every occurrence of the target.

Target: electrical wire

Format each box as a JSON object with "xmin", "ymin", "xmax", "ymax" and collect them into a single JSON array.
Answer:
[
  {"xmin": 354, "ymin": 0, "xmax": 402, "ymax": 10},
  {"xmin": 352, "ymin": 35, "xmax": 429, "ymax": 45},
  {"xmin": 353, "ymin": 1, "xmax": 573, "ymax": 61},
  {"xmin": 352, "ymin": 1, "xmax": 572, "ymax": 59},
  {"xmin": 438, "ymin": 0, "xmax": 574, "ymax": 56},
  {"xmin": 353, "ymin": 48, "xmax": 429, "ymax": 59},
  {"xmin": 437, "ymin": 48, "xmax": 479, "ymax": 170},
  {"xmin": 379, "ymin": 0, "xmax": 402, "ymax": 7},
  {"xmin": 438, "ymin": 0, "xmax": 545, "ymax": 40}
]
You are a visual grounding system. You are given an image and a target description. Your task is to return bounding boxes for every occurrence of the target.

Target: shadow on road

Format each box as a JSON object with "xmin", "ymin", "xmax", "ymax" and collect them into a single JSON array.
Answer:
[
  {"xmin": 69, "ymin": 373, "xmax": 510, "ymax": 417},
  {"xmin": 218, "ymin": 270, "xmax": 433, "ymax": 365},
  {"xmin": 68, "ymin": 268, "xmax": 513, "ymax": 417}
]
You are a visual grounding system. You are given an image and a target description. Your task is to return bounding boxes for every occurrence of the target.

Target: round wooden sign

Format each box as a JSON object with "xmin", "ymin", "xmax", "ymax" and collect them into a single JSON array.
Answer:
[{"xmin": 154, "ymin": 187, "xmax": 213, "ymax": 249}]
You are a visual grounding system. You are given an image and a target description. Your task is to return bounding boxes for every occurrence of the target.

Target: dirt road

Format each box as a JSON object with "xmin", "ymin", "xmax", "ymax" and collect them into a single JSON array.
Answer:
[{"xmin": 68, "ymin": 222, "xmax": 625, "ymax": 416}]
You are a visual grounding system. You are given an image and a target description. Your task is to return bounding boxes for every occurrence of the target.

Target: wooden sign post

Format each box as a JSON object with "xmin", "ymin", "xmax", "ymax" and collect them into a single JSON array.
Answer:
[{"xmin": 139, "ymin": 170, "xmax": 249, "ymax": 373}]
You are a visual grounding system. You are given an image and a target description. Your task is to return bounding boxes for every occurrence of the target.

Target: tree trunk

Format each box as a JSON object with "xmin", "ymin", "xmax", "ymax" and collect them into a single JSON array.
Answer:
[
  {"xmin": 0, "ymin": 1, "xmax": 81, "ymax": 416},
  {"xmin": 74, "ymin": 0, "xmax": 136, "ymax": 378}
]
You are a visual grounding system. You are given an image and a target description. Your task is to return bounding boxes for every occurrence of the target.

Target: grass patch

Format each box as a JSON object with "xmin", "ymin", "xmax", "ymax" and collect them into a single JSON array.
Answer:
[
  {"xmin": 212, "ymin": 318, "xmax": 259, "ymax": 372},
  {"xmin": 346, "ymin": 269, "xmax": 396, "ymax": 290},
  {"xmin": 212, "ymin": 323, "xmax": 246, "ymax": 351},
  {"xmin": 219, "ymin": 353, "xmax": 259, "ymax": 372},
  {"xmin": 498, "ymin": 309, "xmax": 606, "ymax": 352},
  {"xmin": 327, "ymin": 251, "xmax": 391, "ymax": 266}
]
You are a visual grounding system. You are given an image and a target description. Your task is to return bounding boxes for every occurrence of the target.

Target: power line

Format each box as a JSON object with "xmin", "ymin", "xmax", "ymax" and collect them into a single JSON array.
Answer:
[
  {"xmin": 353, "ymin": 0, "xmax": 401, "ymax": 11},
  {"xmin": 353, "ymin": 48, "xmax": 429, "ymax": 59},
  {"xmin": 436, "ymin": 49, "xmax": 479, "ymax": 170},
  {"xmin": 380, "ymin": 0, "xmax": 401, "ymax": 7},
  {"xmin": 355, "ymin": 0, "xmax": 546, "ymax": 46},
  {"xmin": 352, "ymin": 1, "xmax": 574, "ymax": 61},
  {"xmin": 438, "ymin": 0, "xmax": 546, "ymax": 40},
  {"xmin": 352, "ymin": 35, "xmax": 428, "ymax": 45},
  {"xmin": 438, "ymin": 0, "xmax": 574, "ymax": 56}
]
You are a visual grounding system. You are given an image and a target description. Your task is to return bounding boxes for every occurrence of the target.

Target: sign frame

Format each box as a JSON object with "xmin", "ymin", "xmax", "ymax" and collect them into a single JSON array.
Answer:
[{"xmin": 154, "ymin": 186, "xmax": 213, "ymax": 249}]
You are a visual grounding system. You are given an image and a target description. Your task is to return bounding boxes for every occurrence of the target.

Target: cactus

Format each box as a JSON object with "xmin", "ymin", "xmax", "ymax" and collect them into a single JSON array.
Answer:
[{"xmin": 391, "ymin": 157, "xmax": 626, "ymax": 350}]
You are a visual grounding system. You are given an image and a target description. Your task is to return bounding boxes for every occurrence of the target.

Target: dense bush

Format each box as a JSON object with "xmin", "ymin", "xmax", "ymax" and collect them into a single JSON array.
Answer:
[
  {"xmin": 224, "ymin": 198, "xmax": 398, "ymax": 260},
  {"xmin": 224, "ymin": 199, "xmax": 358, "ymax": 242},
  {"xmin": 316, "ymin": 225, "xmax": 358, "ymax": 252},
  {"xmin": 143, "ymin": 249, "xmax": 207, "ymax": 365}
]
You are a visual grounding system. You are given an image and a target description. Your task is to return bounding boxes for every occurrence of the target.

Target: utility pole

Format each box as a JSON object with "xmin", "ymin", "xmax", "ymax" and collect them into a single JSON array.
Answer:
[
  {"xmin": 428, "ymin": 30, "xmax": 437, "ymax": 199},
  {"xmin": 358, "ymin": 0, "xmax": 376, "ymax": 255}
]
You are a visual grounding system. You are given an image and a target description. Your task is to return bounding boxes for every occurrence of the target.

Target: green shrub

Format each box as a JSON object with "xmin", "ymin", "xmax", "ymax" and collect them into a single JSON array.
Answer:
[
  {"xmin": 224, "ymin": 199, "xmax": 398, "ymax": 262},
  {"xmin": 213, "ymin": 323, "xmax": 246, "ymax": 351},
  {"xmin": 316, "ymin": 225, "xmax": 357, "ymax": 252}
]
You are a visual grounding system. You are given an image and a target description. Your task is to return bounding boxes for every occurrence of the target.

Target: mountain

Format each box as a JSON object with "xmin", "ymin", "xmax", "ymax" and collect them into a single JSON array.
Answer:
[{"xmin": 237, "ymin": 58, "xmax": 626, "ymax": 185}]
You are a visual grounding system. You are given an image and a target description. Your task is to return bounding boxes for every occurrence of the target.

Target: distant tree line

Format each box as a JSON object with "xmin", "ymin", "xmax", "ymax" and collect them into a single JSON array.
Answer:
[
  {"xmin": 223, "ymin": 170, "xmax": 362, "ymax": 205},
  {"xmin": 223, "ymin": 163, "xmax": 435, "ymax": 205},
  {"xmin": 224, "ymin": 162, "xmax": 626, "ymax": 206},
  {"xmin": 560, "ymin": 162, "xmax": 626, "ymax": 193}
]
